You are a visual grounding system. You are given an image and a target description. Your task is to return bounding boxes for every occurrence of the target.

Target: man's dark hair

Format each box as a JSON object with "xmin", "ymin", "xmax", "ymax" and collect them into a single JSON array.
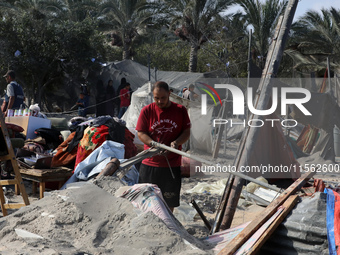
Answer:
[{"xmin": 152, "ymin": 81, "xmax": 169, "ymax": 92}]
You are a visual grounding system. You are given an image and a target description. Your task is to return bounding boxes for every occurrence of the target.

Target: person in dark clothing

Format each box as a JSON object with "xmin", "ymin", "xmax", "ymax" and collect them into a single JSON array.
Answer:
[
  {"xmin": 76, "ymin": 92, "xmax": 87, "ymax": 117},
  {"xmin": 116, "ymin": 77, "xmax": 127, "ymax": 114},
  {"xmin": 96, "ymin": 80, "xmax": 106, "ymax": 116},
  {"xmin": 106, "ymin": 79, "xmax": 116, "ymax": 117}
]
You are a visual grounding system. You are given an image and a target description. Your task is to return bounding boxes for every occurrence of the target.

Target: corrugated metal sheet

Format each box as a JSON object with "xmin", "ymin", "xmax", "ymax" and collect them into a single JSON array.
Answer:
[{"xmin": 260, "ymin": 192, "xmax": 328, "ymax": 255}]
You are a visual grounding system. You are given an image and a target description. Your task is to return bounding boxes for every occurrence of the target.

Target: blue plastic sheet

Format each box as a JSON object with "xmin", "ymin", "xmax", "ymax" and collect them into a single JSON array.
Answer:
[{"xmin": 325, "ymin": 188, "xmax": 337, "ymax": 255}]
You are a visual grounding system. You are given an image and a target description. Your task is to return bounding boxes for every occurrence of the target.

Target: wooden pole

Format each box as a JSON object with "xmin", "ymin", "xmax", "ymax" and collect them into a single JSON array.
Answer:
[{"xmin": 219, "ymin": 0, "xmax": 299, "ymax": 231}]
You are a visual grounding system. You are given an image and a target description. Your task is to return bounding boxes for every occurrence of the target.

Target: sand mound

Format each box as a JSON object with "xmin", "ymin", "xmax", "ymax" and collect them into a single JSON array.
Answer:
[{"xmin": 0, "ymin": 177, "xmax": 211, "ymax": 254}]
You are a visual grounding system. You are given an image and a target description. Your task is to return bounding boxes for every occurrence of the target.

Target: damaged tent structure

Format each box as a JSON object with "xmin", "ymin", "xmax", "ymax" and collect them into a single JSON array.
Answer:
[{"xmin": 100, "ymin": 59, "xmax": 242, "ymax": 154}]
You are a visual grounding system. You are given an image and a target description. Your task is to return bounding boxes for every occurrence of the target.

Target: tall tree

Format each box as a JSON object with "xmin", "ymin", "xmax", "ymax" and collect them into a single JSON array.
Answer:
[
  {"xmin": 236, "ymin": 0, "xmax": 286, "ymax": 68},
  {"xmin": 161, "ymin": 0, "xmax": 235, "ymax": 72},
  {"xmin": 13, "ymin": 0, "xmax": 68, "ymax": 20},
  {"xmin": 288, "ymin": 8, "xmax": 340, "ymax": 71},
  {"xmin": 100, "ymin": 0, "xmax": 156, "ymax": 60}
]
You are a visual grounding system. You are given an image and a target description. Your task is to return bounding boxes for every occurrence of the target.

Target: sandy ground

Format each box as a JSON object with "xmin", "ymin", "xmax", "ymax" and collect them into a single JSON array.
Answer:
[{"xmin": 0, "ymin": 139, "xmax": 338, "ymax": 254}]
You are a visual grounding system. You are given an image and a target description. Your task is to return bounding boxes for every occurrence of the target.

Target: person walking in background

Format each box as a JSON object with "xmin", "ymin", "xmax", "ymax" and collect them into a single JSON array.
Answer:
[
  {"xmin": 116, "ymin": 77, "xmax": 127, "ymax": 114},
  {"xmin": 3, "ymin": 70, "xmax": 25, "ymax": 116},
  {"xmin": 118, "ymin": 83, "xmax": 131, "ymax": 118},
  {"xmin": 182, "ymin": 84, "xmax": 198, "ymax": 101},
  {"xmin": 106, "ymin": 79, "xmax": 116, "ymax": 117},
  {"xmin": 76, "ymin": 92, "xmax": 87, "ymax": 117}
]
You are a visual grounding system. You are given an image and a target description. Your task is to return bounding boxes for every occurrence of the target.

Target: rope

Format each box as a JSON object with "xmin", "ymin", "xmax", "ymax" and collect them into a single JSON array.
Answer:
[{"xmin": 46, "ymin": 90, "xmax": 130, "ymax": 115}]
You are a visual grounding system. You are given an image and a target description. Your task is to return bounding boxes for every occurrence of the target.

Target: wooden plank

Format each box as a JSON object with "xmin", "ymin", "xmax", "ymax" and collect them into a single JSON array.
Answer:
[
  {"xmin": 247, "ymin": 195, "xmax": 299, "ymax": 254},
  {"xmin": 40, "ymin": 182, "xmax": 45, "ymax": 199},
  {"xmin": 0, "ymin": 111, "xmax": 30, "ymax": 215},
  {"xmin": 218, "ymin": 170, "xmax": 314, "ymax": 255},
  {"xmin": 0, "ymin": 179, "xmax": 19, "ymax": 186},
  {"xmin": 0, "ymin": 184, "xmax": 8, "ymax": 216},
  {"xmin": 4, "ymin": 203, "xmax": 26, "ymax": 209}
]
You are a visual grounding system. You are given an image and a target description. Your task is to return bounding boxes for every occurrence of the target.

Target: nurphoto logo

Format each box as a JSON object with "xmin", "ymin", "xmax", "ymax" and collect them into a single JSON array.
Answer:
[{"xmin": 200, "ymin": 84, "xmax": 312, "ymax": 128}]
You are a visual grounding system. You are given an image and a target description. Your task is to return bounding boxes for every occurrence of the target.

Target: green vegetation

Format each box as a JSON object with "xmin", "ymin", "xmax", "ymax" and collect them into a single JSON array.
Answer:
[{"xmin": 0, "ymin": 0, "xmax": 339, "ymax": 109}]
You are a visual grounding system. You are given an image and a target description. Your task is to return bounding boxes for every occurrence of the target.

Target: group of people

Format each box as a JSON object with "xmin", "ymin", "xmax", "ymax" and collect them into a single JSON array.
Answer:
[
  {"xmin": 1, "ymin": 70, "xmax": 192, "ymax": 211},
  {"xmin": 76, "ymin": 77, "xmax": 132, "ymax": 118}
]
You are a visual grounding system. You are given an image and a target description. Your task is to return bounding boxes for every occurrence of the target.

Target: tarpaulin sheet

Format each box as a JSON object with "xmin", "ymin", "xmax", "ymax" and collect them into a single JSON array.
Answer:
[{"xmin": 325, "ymin": 188, "xmax": 340, "ymax": 255}]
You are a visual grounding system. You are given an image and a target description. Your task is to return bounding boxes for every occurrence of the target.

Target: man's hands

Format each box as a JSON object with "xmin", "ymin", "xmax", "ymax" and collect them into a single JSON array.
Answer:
[{"xmin": 170, "ymin": 141, "xmax": 178, "ymax": 149}]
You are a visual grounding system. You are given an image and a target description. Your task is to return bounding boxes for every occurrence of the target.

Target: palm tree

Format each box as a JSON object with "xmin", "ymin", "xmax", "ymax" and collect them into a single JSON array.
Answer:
[
  {"xmin": 100, "ymin": 0, "xmax": 156, "ymax": 60},
  {"xmin": 14, "ymin": 0, "xmax": 68, "ymax": 20},
  {"xmin": 236, "ymin": 0, "xmax": 286, "ymax": 69},
  {"xmin": 64, "ymin": 0, "xmax": 100, "ymax": 22},
  {"xmin": 287, "ymin": 7, "xmax": 340, "ymax": 71},
  {"xmin": 160, "ymin": 0, "xmax": 235, "ymax": 72}
]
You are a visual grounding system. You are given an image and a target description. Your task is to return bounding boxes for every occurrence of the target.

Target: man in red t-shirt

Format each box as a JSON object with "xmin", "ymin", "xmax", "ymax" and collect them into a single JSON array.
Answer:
[
  {"xmin": 136, "ymin": 81, "xmax": 191, "ymax": 211},
  {"xmin": 118, "ymin": 83, "xmax": 131, "ymax": 118}
]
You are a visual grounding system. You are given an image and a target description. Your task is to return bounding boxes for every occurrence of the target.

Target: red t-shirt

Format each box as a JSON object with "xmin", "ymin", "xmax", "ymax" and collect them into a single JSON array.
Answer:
[
  {"xmin": 120, "ymin": 88, "xmax": 130, "ymax": 107},
  {"xmin": 136, "ymin": 102, "xmax": 191, "ymax": 167}
]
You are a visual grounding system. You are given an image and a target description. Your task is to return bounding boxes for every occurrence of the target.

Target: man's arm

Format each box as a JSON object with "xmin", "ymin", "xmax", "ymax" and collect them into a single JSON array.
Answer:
[
  {"xmin": 138, "ymin": 131, "xmax": 153, "ymax": 147},
  {"xmin": 171, "ymin": 128, "xmax": 190, "ymax": 149},
  {"xmin": 6, "ymin": 96, "xmax": 15, "ymax": 111}
]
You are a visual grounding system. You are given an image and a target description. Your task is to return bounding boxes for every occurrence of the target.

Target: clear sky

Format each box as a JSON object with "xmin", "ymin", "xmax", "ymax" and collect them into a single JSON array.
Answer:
[
  {"xmin": 227, "ymin": 0, "xmax": 340, "ymax": 21},
  {"xmin": 295, "ymin": 0, "xmax": 340, "ymax": 19}
]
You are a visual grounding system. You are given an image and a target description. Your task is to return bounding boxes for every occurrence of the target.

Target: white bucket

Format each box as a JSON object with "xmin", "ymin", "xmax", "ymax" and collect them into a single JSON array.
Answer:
[{"xmin": 334, "ymin": 126, "xmax": 340, "ymax": 157}]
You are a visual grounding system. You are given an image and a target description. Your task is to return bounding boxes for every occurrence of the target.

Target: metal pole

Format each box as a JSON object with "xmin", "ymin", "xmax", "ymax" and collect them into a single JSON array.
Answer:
[
  {"xmin": 327, "ymin": 57, "xmax": 332, "ymax": 96},
  {"xmin": 246, "ymin": 29, "xmax": 252, "ymax": 121},
  {"xmin": 154, "ymin": 67, "xmax": 157, "ymax": 82},
  {"xmin": 336, "ymin": 74, "xmax": 338, "ymax": 104},
  {"xmin": 150, "ymin": 141, "xmax": 281, "ymax": 192},
  {"xmin": 148, "ymin": 53, "xmax": 151, "ymax": 81}
]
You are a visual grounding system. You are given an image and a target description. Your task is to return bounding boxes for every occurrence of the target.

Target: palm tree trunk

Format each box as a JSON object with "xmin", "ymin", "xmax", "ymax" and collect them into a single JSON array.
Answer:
[
  {"xmin": 122, "ymin": 42, "xmax": 131, "ymax": 60},
  {"xmin": 189, "ymin": 44, "xmax": 199, "ymax": 72}
]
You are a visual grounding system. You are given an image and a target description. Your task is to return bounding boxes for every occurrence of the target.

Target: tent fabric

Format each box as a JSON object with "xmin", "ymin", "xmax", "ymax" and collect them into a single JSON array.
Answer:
[
  {"xmin": 310, "ymin": 129, "xmax": 335, "ymax": 161},
  {"xmin": 241, "ymin": 113, "xmax": 301, "ymax": 180},
  {"xmin": 290, "ymin": 92, "xmax": 340, "ymax": 162},
  {"xmin": 122, "ymin": 83, "xmax": 215, "ymax": 153},
  {"xmin": 118, "ymin": 183, "xmax": 206, "ymax": 250},
  {"xmin": 291, "ymin": 92, "xmax": 340, "ymax": 133}
]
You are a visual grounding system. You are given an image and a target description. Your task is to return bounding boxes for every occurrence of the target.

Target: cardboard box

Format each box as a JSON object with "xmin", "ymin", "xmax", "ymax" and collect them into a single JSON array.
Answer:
[{"xmin": 5, "ymin": 116, "xmax": 51, "ymax": 139}]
